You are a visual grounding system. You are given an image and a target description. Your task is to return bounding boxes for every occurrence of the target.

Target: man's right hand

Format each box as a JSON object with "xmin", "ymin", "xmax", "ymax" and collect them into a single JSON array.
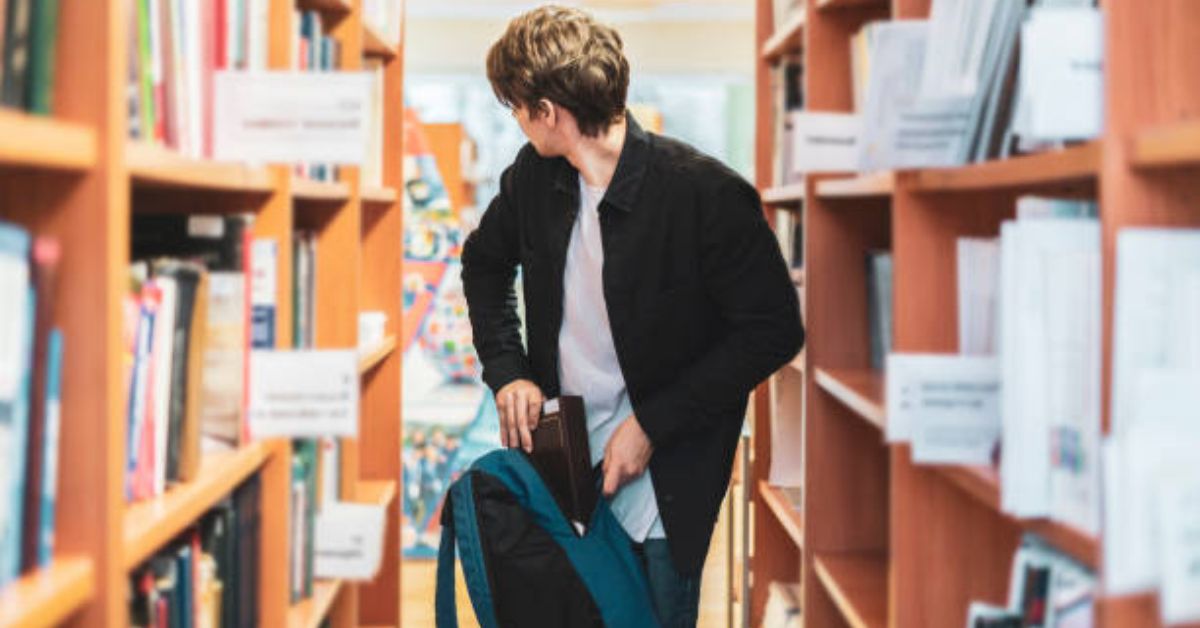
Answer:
[{"xmin": 495, "ymin": 379, "xmax": 544, "ymax": 453}]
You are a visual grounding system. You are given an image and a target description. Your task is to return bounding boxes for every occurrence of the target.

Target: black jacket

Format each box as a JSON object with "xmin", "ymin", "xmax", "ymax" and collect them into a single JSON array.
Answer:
[{"xmin": 461, "ymin": 116, "xmax": 804, "ymax": 574}]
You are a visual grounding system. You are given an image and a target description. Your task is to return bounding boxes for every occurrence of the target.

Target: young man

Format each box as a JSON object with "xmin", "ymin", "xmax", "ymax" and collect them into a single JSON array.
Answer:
[{"xmin": 463, "ymin": 5, "xmax": 804, "ymax": 626}]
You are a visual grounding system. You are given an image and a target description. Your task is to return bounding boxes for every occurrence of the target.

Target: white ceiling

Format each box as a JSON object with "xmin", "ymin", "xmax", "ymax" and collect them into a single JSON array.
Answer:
[{"xmin": 406, "ymin": 0, "xmax": 754, "ymax": 22}]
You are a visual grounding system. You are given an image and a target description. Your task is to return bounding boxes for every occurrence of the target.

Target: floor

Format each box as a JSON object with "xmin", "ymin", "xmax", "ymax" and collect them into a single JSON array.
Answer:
[{"xmin": 400, "ymin": 489, "xmax": 738, "ymax": 628}]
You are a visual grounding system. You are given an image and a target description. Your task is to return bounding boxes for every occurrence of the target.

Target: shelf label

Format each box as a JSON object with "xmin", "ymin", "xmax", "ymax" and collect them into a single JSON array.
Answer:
[
  {"xmin": 213, "ymin": 71, "xmax": 373, "ymax": 164},
  {"xmin": 248, "ymin": 349, "xmax": 358, "ymax": 438},
  {"xmin": 315, "ymin": 502, "xmax": 387, "ymax": 580},
  {"xmin": 886, "ymin": 353, "xmax": 1000, "ymax": 465}
]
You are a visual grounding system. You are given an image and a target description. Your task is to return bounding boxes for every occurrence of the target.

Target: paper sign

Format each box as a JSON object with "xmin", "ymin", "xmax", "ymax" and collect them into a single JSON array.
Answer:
[
  {"xmin": 886, "ymin": 353, "xmax": 1000, "ymax": 466},
  {"xmin": 214, "ymin": 71, "xmax": 373, "ymax": 164},
  {"xmin": 249, "ymin": 350, "xmax": 358, "ymax": 438},
  {"xmin": 315, "ymin": 502, "xmax": 386, "ymax": 580},
  {"xmin": 789, "ymin": 112, "xmax": 862, "ymax": 174}
]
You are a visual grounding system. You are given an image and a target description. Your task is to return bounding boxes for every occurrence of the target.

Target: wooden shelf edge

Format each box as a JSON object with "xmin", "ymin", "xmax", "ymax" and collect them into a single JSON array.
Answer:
[
  {"xmin": 126, "ymin": 141, "xmax": 275, "ymax": 193},
  {"xmin": 288, "ymin": 578, "xmax": 344, "ymax": 628},
  {"xmin": 816, "ymin": 172, "xmax": 894, "ymax": 199},
  {"xmin": 785, "ymin": 351, "xmax": 805, "ymax": 375},
  {"xmin": 358, "ymin": 335, "xmax": 397, "ymax": 374},
  {"xmin": 293, "ymin": 178, "xmax": 351, "ymax": 203},
  {"xmin": 356, "ymin": 479, "xmax": 398, "ymax": 508},
  {"xmin": 757, "ymin": 480, "xmax": 804, "ymax": 548},
  {"xmin": 363, "ymin": 23, "xmax": 398, "ymax": 59},
  {"xmin": 361, "ymin": 185, "xmax": 399, "ymax": 205},
  {"xmin": 761, "ymin": 11, "xmax": 806, "ymax": 62},
  {"xmin": 761, "ymin": 182, "xmax": 806, "ymax": 205},
  {"xmin": 813, "ymin": 552, "xmax": 888, "ymax": 628},
  {"xmin": 123, "ymin": 442, "xmax": 272, "ymax": 570},
  {"xmin": 1132, "ymin": 119, "xmax": 1200, "ymax": 168},
  {"xmin": 909, "ymin": 141, "xmax": 1100, "ymax": 193},
  {"xmin": 813, "ymin": 368, "xmax": 886, "ymax": 431},
  {"xmin": 932, "ymin": 463, "xmax": 1099, "ymax": 568},
  {"xmin": 297, "ymin": 0, "xmax": 353, "ymax": 13},
  {"xmin": 0, "ymin": 109, "xmax": 97, "ymax": 171},
  {"xmin": 816, "ymin": 0, "xmax": 888, "ymax": 10},
  {"xmin": 0, "ymin": 556, "xmax": 95, "ymax": 627}
]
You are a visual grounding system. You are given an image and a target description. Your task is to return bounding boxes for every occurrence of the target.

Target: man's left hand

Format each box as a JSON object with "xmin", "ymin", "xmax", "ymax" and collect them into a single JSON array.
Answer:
[{"xmin": 602, "ymin": 415, "xmax": 654, "ymax": 497}]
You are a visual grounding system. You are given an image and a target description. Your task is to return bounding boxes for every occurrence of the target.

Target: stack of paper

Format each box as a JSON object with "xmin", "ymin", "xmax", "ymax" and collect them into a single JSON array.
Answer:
[
  {"xmin": 1103, "ymin": 229, "xmax": 1200, "ymax": 625},
  {"xmin": 957, "ymin": 237, "xmax": 1000, "ymax": 355},
  {"xmin": 856, "ymin": 21, "xmax": 929, "ymax": 172},
  {"xmin": 998, "ymin": 217, "xmax": 1101, "ymax": 534}
]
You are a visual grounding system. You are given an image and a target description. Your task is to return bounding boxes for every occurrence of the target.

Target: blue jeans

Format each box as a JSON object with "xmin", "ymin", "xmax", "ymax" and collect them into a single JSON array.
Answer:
[{"xmin": 632, "ymin": 539, "xmax": 701, "ymax": 628}]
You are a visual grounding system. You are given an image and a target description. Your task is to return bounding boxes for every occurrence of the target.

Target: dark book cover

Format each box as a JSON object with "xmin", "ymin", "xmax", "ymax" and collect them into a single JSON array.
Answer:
[
  {"xmin": 131, "ymin": 214, "xmax": 252, "ymax": 272},
  {"xmin": 26, "ymin": 0, "xmax": 57, "ymax": 115},
  {"xmin": 153, "ymin": 261, "xmax": 202, "ymax": 484},
  {"xmin": 21, "ymin": 237, "xmax": 59, "ymax": 573},
  {"xmin": 1, "ymin": 0, "xmax": 32, "ymax": 109},
  {"xmin": 529, "ymin": 396, "xmax": 596, "ymax": 528},
  {"xmin": 235, "ymin": 474, "xmax": 261, "ymax": 626}
]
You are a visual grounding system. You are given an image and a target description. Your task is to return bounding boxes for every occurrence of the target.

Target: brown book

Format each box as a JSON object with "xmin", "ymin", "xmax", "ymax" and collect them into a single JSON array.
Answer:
[
  {"xmin": 178, "ymin": 269, "xmax": 209, "ymax": 481},
  {"xmin": 530, "ymin": 396, "xmax": 597, "ymax": 528}
]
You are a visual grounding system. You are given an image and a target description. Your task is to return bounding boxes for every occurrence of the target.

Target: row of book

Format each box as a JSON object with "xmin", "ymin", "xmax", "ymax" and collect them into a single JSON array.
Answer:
[
  {"xmin": 289, "ymin": 437, "xmax": 341, "ymax": 603},
  {"xmin": 0, "ymin": 0, "xmax": 59, "ymax": 114},
  {"xmin": 770, "ymin": 54, "xmax": 804, "ymax": 189},
  {"xmin": 0, "ymin": 223, "xmax": 63, "ymax": 588},
  {"xmin": 772, "ymin": 0, "xmax": 1102, "ymax": 185},
  {"xmin": 125, "ymin": 0, "xmax": 271, "ymax": 156},
  {"xmin": 129, "ymin": 475, "xmax": 261, "ymax": 627},
  {"xmin": 294, "ymin": 9, "xmax": 341, "ymax": 183},
  {"xmin": 966, "ymin": 534, "xmax": 1095, "ymax": 628}
]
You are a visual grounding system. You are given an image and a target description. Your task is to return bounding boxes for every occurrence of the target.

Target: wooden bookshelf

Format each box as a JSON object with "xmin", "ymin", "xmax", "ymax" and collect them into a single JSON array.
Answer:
[
  {"xmin": 908, "ymin": 141, "xmax": 1100, "ymax": 193},
  {"xmin": 123, "ymin": 443, "xmax": 272, "ymax": 569},
  {"xmin": 294, "ymin": 178, "xmax": 353, "ymax": 203},
  {"xmin": 0, "ymin": 109, "xmax": 98, "ymax": 171},
  {"xmin": 359, "ymin": 335, "xmax": 397, "ymax": 374},
  {"xmin": 762, "ymin": 182, "xmax": 807, "ymax": 205},
  {"xmin": 289, "ymin": 579, "xmax": 345, "ymax": 628},
  {"xmin": 759, "ymin": 481, "xmax": 805, "ymax": 548},
  {"xmin": 357, "ymin": 479, "xmax": 398, "ymax": 508},
  {"xmin": 813, "ymin": 553, "xmax": 888, "ymax": 628},
  {"xmin": 816, "ymin": 0, "xmax": 888, "ymax": 10},
  {"xmin": 126, "ymin": 141, "xmax": 276, "ymax": 193},
  {"xmin": 0, "ymin": 1, "xmax": 408, "ymax": 625},
  {"xmin": 1130, "ymin": 119, "xmax": 1200, "ymax": 169},
  {"xmin": 813, "ymin": 368, "xmax": 885, "ymax": 431},
  {"xmin": 816, "ymin": 172, "xmax": 894, "ymax": 199},
  {"xmin": 761, "ymin": 10, "xmax": 806, "ymax": 63},
  {"xmin": 363, "ymin": 24, "xmax": 398, "ymax": 60},
  {"xmin": 0, "ymin": 556, "xmax": 95, "ymax": 627}
]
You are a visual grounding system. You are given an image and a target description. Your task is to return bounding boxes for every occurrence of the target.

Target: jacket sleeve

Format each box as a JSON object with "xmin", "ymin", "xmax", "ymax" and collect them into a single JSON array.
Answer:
[
  {"xmin": 461, "ymin": 156, "xmax": 534, "ymax": 394},
  {"xmin": 634, "ymin": 177, "xmax": 805, "ymax": 449}
]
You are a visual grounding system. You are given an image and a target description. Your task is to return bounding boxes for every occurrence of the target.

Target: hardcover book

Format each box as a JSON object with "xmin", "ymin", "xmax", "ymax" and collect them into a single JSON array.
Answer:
[{"xmin": 531, "ymin": 396, "xmax": 596, "ymax": 529}]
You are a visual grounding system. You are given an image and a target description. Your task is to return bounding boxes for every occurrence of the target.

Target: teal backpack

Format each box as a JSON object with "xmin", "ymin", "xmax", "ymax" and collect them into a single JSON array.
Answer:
[{"xmin": 436, "ymin": 449, "xmax": 661, "ymax": 628}]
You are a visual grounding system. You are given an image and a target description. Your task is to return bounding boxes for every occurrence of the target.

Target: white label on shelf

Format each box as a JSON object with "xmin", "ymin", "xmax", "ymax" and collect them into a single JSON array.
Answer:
[
  {"xmin": 788, "ymin": 111, "xmax": 862, "ymax": 174},
  {"xmin": 315, "ymin": 501, "xmax": 387, "ymax": 581},
  {"xmin": 248, "ymin": 349, "xmax": 358, "ymax": 438},
  {"xmin": 213, "ymin": 71, "xmax": 373, "ymax": 164},
  {"xmin": 885, "ymin": 353, "xmax": 1000, "ymax": 466}
]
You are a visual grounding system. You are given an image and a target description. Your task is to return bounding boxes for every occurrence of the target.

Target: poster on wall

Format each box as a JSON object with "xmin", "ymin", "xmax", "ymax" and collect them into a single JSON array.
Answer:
[{"xmin": 400, "ymin": 108, "xmax": 503, "ymax": 558}]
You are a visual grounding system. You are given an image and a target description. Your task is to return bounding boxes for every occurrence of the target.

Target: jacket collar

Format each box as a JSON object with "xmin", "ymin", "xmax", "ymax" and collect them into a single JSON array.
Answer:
[{"xmin": 552, "ymin": 112, "xmax": 651, "ymax": 213}]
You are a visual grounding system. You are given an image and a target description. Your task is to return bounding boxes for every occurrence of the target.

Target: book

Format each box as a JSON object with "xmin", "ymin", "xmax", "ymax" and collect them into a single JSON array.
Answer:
[
  {"xmin": 956, "ymin": 237, "xmax": 1000, "ymax": 356},
  {"xmin": 0, "ymin": 221, "xmax": 33, "ymax": 586},
  {"xmin": 530, "ymin": 396, "xmax": 596, "ymax": 529},
  {"xmin": 865, "ymin": 251, "xmax": 893, "ymax": 371},
  {"xmin": 21, "ymin": 236, "xmax": 60, "ymax": 572},
  {"xmin": 250, "ymin": 238, "xmax": 277, "ymax": 349},
  {"xmin": 26, "ymin": 0, "xmax": 58, "ymax": 115},
  {"xmin": 1, "ymin": 0, "xmax": 32, "ymax": 109},
  {"xmin": 963, "ymin": 534, "xmax": 1096, "ymax": 628}
]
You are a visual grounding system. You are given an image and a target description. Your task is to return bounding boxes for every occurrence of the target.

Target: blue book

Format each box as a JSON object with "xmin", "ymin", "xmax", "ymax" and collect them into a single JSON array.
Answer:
[
  {"xmin": 36, "ymin": 330, "xmax": 63, "ymax": 566},
  {"xmin": 0, "ymin": 221, "xmax": 33, "ymax": 586}
]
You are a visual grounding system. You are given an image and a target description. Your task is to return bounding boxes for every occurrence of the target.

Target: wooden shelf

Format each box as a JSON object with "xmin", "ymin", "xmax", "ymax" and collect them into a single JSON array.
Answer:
[
  {"xmin": 0, "ymin": 556, "xmax": 95, "ymax": 627},
  {"xmin": 361, "ymin": 185, "xmax": 399, "ymax": 206},
  {"xmin": 813, "ymin": 552, "xmax": 888, "ymax": 628},
  {"xmin": 359, "ymin": 335, "xmax": 397, "ymax": 374},
  {"xmin": 126, "ymin": 142, "xmax": 275, "ymax": 193},
  {"xmin": 762, "ymin": 182, "xmax": 806, "ymax": 205},
  {"xmin": 816, "ymin": 0, "xmax": 888, "ymax": 9},
  {"xmin": 1131, "ymin": 119, "xmax": 1200, "ymax": 168},
  {"xmin": 297, "ymin": 0, "xmax": 352, "ymax": 13},
  {"xmin": 761, "ymin": 11, "xmax": 806, "ymax": 63},
  {"xmin": 357, "ymin": 479, "xmax": 398, "ymax": 507},
  {"xmin": 785, "ymin": 350, "xmax": 806, "ymax": 375},
  {"xmin": 933, "ymin": 464, "xmax": 1099, "ymax": 568},
  {"xmin": 816, "ymin": 172, "xmax": 894, "ymax": 199},
  {"xmin": 293, "ymin": 178, "xmax": 351, "ymax": 203},
  {"xmin": 758, "ymin": 481, "xmax": 804, "ymax": 548},
  {"xmin": 0, "ymin": 109, "xmax": 97, "ymax": 171},
  {"xmin": 814, "ymin": 368, "xmax": 885, "ymax": 431},
  {"xmin": 288, "ymin": 579, "xmax": 344, "ymax": 628},
  {"xmin": 363, "ymin": 23, "xmax": 398, "ymax": 60},
  {"xmin": 909, "ymin": 142, "xmax": 1100, "ymax": 193},
  {"xmin": 123, "ymin": 442, "xmax": 272, "ymax": 569}
]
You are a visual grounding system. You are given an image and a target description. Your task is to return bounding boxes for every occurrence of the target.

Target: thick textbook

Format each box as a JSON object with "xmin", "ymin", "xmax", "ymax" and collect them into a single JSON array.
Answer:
[{"xmin": 531, "ymin": 396, "xmax": 596, "ymax": 528}]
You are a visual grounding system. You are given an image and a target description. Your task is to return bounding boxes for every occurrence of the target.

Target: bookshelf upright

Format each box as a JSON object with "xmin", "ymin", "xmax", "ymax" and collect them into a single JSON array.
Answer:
[
  {"xmin": 0, "ymin": 0, "xmax": 407, "ymax": 625},
  {"xmin": 751, "ymin": 0, "xmax": 1199, "ymax": 626}
]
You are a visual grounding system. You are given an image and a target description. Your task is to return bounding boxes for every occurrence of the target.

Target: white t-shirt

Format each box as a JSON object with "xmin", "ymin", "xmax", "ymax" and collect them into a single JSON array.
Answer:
[{"xmin": 557, "ymin": 174, "xmax": 665, "ymax": 541}]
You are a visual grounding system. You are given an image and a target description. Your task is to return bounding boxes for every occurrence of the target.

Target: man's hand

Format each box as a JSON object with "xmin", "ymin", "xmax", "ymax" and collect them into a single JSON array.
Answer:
[
  {"xmin": 495, "ymin": 379, "xmax": 544, "ymax": 453},
  {"xmin": 602, "ymin": 415, "xmax": 654, "ymax": 497}
]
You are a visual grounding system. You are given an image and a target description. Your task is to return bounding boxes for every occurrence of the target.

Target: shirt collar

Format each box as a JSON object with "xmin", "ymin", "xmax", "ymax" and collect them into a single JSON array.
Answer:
[{"xmin": 553, "ymin": 112, "xmax": 651, "ymax": 213}]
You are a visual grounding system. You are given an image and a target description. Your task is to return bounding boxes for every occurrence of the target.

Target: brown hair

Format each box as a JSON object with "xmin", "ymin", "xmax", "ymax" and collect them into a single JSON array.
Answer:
[{"xmin": 486, "ymin": 5, "xmax": 630, "ymax": 137}]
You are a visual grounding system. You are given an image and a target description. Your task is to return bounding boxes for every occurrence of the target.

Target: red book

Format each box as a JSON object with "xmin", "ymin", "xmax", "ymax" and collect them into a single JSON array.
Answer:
[
  {"xmin": 201, "ymin": 0, "xmax": 216, "ymax": 157},
  {"xmin": 135, "ymin": 284, "xmax": 163, "ymax": 500}
]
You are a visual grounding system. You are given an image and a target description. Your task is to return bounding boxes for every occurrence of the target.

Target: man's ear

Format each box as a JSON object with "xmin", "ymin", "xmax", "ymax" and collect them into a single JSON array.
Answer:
[{"xmin": 537, "ymin": 99, "xmax": 557, "ymax": 127}]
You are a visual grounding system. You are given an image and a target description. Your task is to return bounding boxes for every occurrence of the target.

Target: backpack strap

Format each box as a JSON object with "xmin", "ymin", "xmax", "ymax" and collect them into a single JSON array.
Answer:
[
  {"xmin": 436, "ymin": 473, "xmax": 500, "ymax": 628},
  {"xmin": 435, "ymin": 497, "xmax": 459, "ymax": 628}
]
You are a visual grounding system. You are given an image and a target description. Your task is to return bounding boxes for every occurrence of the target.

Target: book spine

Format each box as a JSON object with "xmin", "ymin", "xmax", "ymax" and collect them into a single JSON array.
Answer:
[
  {"xmin": 2, "ymin": 284, "xmax": 35, "ymax": 585},
  {"xmin": 250, "ymin": 239, "xmax": 277, "ymax": 350},
  {"xmin": 21, "ymin": 237, "xmax": 59, "ymax": 572},
  {"xmin": 26, "ymin": 0, "xmax": 58, "ymax": 115},
  {"xmin": 136, "ymin": 0, "xmax": 156, "ymax": 143},
  {"xmin": 1, "ymin": 0, "xmax": 32, "ymax": 109},
  {"xmin": 35, "ymin": 330, "xmax": 63, "ymax": 567}
]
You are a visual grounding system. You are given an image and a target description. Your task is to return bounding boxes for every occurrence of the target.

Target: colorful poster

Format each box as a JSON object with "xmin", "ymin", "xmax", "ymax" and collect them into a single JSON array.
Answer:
[{"xmin": 400, "ymin": 109, "xmax": 501, "ymax": 558}]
